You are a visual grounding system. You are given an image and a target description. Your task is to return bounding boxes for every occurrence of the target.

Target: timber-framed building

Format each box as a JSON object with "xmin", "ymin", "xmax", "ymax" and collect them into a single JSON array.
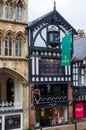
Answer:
[{"xmin": 27, "ymin": 4, "xmax": 78, "ymax": 129}]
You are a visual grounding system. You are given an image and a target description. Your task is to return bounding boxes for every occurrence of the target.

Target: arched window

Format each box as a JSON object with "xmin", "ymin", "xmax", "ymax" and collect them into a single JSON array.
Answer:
[
  {"xmin": 15, "ymin": 6, "xmax": 18, "ymax": 20},
  {"xmin": 5, "ymin": 4, "xmax": 12, "ymax": 19},
  {"xmin": 19, "ymin": 7, "xmax": 22, "ymax": 20},
  {"xmin": 9, "ymin": 5, "xmax": 12, "ymax": 19},
  {"xmin": 7, "ymin": 78, "xmax": 14, "ymax": 103},
  {"xmin": 15, "ymin": 37, "xmax": 22, "ymax": 56},
  {"xmin": 5, "ymin": 5, "xmax": 8, "ymax": 18},
  {"xmin": 0, "ymin": 37, "xmax": 2, "ymax": 55},
  {"xmin": 15, "ymin": 6, "xmax": 22, "ymax": 21},
  {"xmin": 0, "ymin": 3, "xmax": 2, "ymax": 18},
  {"xmin": 5, "ymin": 36, "xmax": 12, "ymax": 56}
]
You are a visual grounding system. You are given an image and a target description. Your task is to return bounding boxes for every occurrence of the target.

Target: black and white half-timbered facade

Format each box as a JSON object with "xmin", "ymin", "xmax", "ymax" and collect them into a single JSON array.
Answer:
[
  {"xmin": 73, "ymin": 37, "xmax": 86, "ymax": 119},
  {"xmin": 27, "ymin": 5, "xmax": 77, "ymax": 129}
]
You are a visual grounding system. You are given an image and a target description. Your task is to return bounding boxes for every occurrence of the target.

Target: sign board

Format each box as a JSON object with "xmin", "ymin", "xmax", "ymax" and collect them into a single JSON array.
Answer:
[
  {"xmin": 5, "ymin": 115, "xmax": 21, "ymax": 130},
  {"xmin": 74, "ymin": 102, "xmax": 85, "ymax": 119}
]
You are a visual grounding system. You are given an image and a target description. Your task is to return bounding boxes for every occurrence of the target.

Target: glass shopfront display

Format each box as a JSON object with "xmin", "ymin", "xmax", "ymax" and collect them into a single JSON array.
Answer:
[
  {"xmin": 35, "ymin": 106, "xmax": 68, "ymax": 127},
  {"xmin": 34, "ymin": 84, "xmax": 68, "ymax": 128}
]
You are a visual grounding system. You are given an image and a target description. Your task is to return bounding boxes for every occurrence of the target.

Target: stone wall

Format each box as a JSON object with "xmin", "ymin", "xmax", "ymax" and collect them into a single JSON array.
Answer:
[{"xmin": 37, "ymin": 122, "xmax": 86, "ymax": 130}]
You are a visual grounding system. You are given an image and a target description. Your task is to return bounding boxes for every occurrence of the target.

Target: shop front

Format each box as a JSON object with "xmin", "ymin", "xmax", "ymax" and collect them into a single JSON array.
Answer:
[
  {"xmin": 35, "ymin": 106, "xmax": 68, "ymax": 127},
  {"xmin": 34, "ymin": 84, "xmax": 69, "ymax": 128}
]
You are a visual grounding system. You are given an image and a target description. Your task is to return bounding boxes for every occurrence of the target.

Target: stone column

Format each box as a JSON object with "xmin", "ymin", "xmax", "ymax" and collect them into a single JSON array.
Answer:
[{"xmin": 23, "ymin": 83, "xmax": 29, "ymax": 129}]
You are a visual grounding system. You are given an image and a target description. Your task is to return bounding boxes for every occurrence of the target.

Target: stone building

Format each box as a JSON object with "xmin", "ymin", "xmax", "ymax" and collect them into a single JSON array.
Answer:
[{"xmin": 0, "ymin": 0, "xmax": 29, "ymax": 130}]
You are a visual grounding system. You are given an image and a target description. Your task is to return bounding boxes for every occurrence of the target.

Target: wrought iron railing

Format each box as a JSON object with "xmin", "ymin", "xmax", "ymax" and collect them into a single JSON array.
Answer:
[
  {"xmin": 0, "ymin": 101, "xmax": 23, "ymax": 112},
  {"xmin": 34, "ymin": 96, "xmax": 68, "ymax": 104}
]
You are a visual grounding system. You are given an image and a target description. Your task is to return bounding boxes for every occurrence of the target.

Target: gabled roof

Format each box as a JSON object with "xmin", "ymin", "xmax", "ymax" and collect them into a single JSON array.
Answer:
[
  {"xmin": 28, "ymin": 9, "xmax": 77, "ymax": 35},
  {"xmin": 73, "ymin": 37, "xmax": 86, "ymax": 61}
]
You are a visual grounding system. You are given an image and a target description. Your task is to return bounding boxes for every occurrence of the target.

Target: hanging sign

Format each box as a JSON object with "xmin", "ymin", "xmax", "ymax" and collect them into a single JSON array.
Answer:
[{"xmin": 61, "ymin": 32, "xmax": 72, "ymax": 66}]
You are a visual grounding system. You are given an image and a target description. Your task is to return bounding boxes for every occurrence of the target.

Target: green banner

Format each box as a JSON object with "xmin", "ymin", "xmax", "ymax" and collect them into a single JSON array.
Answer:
[{"xmin": 61, "ymin": 32, "xmax": 72, "ymax": 66}]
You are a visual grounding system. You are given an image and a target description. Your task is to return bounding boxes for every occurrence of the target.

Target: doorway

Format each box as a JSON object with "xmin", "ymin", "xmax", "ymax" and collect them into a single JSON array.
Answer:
[{"xmin": 7, "ymin": 78, "xmax": 14, "ymax": 103}]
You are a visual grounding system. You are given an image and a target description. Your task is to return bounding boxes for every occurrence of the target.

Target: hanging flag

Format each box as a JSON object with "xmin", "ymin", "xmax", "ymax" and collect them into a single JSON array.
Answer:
[{"xmin": 61, "ymin": 32, "xmax": 72, "ymax": 66}]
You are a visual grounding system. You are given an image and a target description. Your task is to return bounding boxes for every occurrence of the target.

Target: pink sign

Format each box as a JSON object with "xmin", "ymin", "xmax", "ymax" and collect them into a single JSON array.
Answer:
[{"xmin": 74, "ymin": 102, "xmax": 84, "ymax": 119}]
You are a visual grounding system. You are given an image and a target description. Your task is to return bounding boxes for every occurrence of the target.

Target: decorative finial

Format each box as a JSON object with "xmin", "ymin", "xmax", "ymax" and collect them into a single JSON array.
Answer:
[{"xmin": 54, "ymin": 1, "xmax": 56, "ymax": 10}]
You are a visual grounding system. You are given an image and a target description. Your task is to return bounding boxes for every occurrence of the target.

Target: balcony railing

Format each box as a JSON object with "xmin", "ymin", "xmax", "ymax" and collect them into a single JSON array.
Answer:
[
  {"xmin": 0, "ymin": 101, "xmax": 23, "ymax": 112},
  {"xmin": 34, "ymin": 96, "xmax": 68, "ymax": 104}
]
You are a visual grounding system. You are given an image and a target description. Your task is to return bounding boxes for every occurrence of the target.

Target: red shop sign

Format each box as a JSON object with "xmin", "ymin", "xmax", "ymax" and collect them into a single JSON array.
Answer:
[{"xmin": 74, "ymin": 102, "xmax": 85, "ymax": 119}]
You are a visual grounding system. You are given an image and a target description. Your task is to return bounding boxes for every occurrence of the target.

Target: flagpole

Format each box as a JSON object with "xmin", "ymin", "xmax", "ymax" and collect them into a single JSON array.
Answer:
[{"xmin": 56, "ymin": 28, "xmax": 72, "ymax": 40}]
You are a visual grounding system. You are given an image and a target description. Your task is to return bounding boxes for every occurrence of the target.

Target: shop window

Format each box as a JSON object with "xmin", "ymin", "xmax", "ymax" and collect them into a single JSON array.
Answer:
[
  {"xmin": 39, "ymin": 84, "xmax": 67, "ymax": 98},
  {"xmin": 40, "ymin": 58, "xmax": 63, "ymax": 75},
  {"xmin": 5, "ymin": 4, "xmax": 12, "ymax": 19},
  {"xmin": 35, "ymin": 106, "xmax": 68, "ymax": 127},
  {"xmin": 15, "ymin": 38, "xmax": 22, "ymax": 56},
  {"xmin": 5, "ymin": 37, "xmax": 12, "ymax": 56},
  {"xmin": 15, "ymin": 6, "xmax": 22, "ymax": 21}
]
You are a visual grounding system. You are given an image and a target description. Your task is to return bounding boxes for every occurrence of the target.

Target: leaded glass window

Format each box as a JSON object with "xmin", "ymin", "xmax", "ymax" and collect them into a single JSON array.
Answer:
[
  {"xmin": 0, "ymin": 3, "xmax": 2, "ymax": 18},
  {"xmin": 40, "ymin": 58, "xmax": 63, "ymax": 75},
  {"xmin": 5, "ymin": 4, "xmax": 12, "ymax": 19},
  {"xmin": 5, "ymin": 37, "xmax": 12, "ymax": 56},
  {"xmin": 15, "ymin": 6, "xmax": 22, "ymax": 21},
  {"xmin": 15, "ymin": 38, "xmax": 22, "ymax": 56}
]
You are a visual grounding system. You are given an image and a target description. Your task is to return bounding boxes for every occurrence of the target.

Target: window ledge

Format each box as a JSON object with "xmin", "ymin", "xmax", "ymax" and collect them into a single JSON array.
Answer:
[
  {"xmin": 0, "ymin": 56, "xmax": 28, "ymax": 61},
  {"xmin": 0, "ymin": 19, "xmax": 28, "ymax": 25}
]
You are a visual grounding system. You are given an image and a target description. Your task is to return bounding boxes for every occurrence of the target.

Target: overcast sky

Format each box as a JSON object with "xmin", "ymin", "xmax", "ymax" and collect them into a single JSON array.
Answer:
[{"xmin": 29, "ymin": 0, "xmax": 86, "ymax": 33}]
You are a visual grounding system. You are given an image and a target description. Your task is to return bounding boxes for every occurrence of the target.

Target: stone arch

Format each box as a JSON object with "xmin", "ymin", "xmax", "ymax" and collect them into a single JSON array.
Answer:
[
  {"xmin": 0, "ymin": 29, "xmax": 4, "ymax": 40},
  {"xmin": 5, "ymin": 30, "xmax": 15, "ymax": 40},
  {"xmin": 0, "ymin": 67, "xmax": 27, "ymax": 82},
  {"xmin": 16, "ymin": 31, "xmax": 26, "ymax": 41},
  {"xmin": 5, "ymin": 0, "xmax": 14, "ymax": 6},
  {"xmin": 15, "ymin": 0, "xmax": 26, "ymax": 9}
]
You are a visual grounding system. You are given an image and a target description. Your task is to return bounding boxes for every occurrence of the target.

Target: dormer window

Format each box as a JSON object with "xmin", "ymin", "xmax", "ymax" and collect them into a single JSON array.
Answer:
[{"xmin": 48, "ymin": 25, "xmax": 60, "ymax": 48}]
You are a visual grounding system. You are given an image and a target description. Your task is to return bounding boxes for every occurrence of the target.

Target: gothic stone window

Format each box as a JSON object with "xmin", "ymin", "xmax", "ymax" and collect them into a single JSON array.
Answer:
[
  {"xmin": 5, "ymin": 36, "xmax": 12, "ymax": 56},
  {"xmin": 15, "ymin": 6, "xmax": 22, "ymax": 21},
  {"xmin": 40, "ymin": 58, "xmax": 63, "ymax": 75},
  {"xmin": 15, "ymin": 37, "xmax": 22, "ymax": 56},
  {"xmin": 5, "ymin": 4, "xmax": 12, "ymax": 19},
  {"xmin": 0, "ymin": 3, "xmax": 2, "ymax": 18}
]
